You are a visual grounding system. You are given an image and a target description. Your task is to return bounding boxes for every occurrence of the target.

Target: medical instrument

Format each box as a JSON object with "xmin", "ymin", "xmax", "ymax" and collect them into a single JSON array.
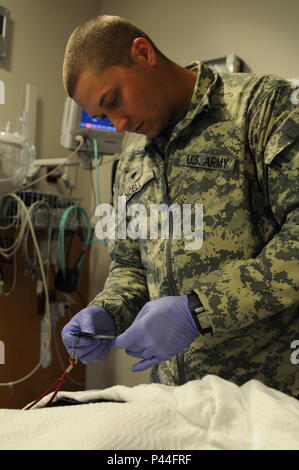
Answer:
[
  {"xmin": 60, "ymin": 96, "xmax": 125, "ymax": 155},
  {"xmin": 24, "ymin": 339, "xmax": 79, "ymax": 410},
  {"xmin": 24, "ymin": 356, "xmax": 78, "ymax": 410},
  {"xmin": 71, "ymin": 332, "xmax": 116, "ymax": 339},
  {"xmin": 61, "ymin": 306, "xmax": 116, "ymax": 362}
]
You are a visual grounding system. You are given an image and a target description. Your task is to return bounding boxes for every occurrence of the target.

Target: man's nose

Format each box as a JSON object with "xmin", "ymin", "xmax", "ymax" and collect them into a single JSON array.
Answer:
[{"xmin": 112, "ymin": 115, "xmax": 129, "ymax": 133}]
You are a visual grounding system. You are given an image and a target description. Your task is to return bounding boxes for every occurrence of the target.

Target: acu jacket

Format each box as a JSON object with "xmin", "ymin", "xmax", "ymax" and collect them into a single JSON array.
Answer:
[{"xmin": 90, "ymin": 62, "xmax": 299, "ymax": 397}]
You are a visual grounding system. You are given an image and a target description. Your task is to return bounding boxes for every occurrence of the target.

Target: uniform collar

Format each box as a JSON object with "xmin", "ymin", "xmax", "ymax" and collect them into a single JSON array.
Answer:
[
  {"xmin": 148, "ymin": 61, "xmax": 218, "ymax": 152},
  {"xmin": 175, "ymin": 61, "xmax": 218, "ymax": 130}
]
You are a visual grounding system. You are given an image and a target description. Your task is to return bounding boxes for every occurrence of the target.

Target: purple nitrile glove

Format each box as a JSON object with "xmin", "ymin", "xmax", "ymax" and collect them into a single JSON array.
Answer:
[
  {"xmin": 61, "ymin": 306, "xmax": 115, "ymax": 363},
  {"xmin": 114, "ymin": 295, "xmax": 200, "ymax": 372}
]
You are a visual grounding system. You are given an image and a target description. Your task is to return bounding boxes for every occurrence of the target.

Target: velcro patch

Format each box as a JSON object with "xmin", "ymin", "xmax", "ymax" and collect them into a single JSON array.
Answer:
[
  {"xmin": 125, "ymin": 169, "xmax": 155, "ymax": 201},
  {"xmin": 182, "ymin": 153, "xmax": 236, "ymax": 171}
]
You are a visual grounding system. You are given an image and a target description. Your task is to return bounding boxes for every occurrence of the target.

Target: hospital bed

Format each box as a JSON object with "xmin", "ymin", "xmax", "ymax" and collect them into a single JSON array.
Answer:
[{"xmin": 0, "ymin": 374, "xmax": 299, "ymax": 450}]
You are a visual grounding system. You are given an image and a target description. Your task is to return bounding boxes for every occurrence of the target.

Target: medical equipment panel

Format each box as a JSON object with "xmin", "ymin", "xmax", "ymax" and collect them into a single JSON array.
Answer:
[{"xmin": 60, "ymin": 97, "xmax": 124, "ymax": 155}]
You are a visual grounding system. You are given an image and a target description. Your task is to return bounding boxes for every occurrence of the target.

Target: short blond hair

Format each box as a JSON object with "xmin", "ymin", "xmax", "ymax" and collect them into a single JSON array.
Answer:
[{"xmin": 63, "ymin": 15, "xmax": 168, "ymax": 97}]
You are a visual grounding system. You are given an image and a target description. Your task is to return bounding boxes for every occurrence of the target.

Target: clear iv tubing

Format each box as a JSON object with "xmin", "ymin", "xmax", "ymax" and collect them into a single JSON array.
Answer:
[
  {"xmin": 0, "ymin": 138, "xmax": 109, "ymax": 387},
  {"xmin": 0, "ymin": 193, "xmax": 51, "ymax": 387},
  {"xmin": 0, "ymin": 140, "xmax": 85, "ymax": 386},
  {"xmin": 17, "ymin": 138, "xmax": 84, "ymax": 193}
]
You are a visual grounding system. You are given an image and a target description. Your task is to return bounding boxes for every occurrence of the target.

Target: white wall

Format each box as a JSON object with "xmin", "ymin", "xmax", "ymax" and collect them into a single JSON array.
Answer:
[
  {"xmin": 0, "ymin": 0, "xmax": 104, "ymax": 157},
  {"xmin": 98, "ymin": 0, "xmax": 299, "ymax": 77}
]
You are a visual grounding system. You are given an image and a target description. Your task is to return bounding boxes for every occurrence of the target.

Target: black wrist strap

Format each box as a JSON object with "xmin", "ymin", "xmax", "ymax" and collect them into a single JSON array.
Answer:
[{"xmin": 187, "ymin": 291, "xmax": 213, "ymax": 335}]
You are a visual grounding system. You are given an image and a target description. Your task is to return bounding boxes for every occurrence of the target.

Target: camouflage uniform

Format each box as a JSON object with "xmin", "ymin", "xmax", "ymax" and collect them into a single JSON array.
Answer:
[{"xmin": 90, "ymin": 61, "xmax": 299, "ymax": 397}]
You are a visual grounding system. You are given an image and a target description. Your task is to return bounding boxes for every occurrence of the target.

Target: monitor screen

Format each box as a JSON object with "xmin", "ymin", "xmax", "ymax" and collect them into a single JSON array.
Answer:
[{"xmin": 79, "ymin": 110, "xmax": 116, "ymax": 132}]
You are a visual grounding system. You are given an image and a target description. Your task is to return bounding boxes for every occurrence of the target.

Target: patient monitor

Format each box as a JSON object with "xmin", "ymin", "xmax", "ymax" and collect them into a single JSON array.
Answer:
[{"xmin": 60, "ymin": 97, "xmax": 124, "ymax": 155}]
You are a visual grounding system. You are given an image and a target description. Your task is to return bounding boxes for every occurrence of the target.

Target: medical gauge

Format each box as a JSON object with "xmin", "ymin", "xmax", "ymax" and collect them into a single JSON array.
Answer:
[{"xmin": 60, "ymin": 97, "xmax": 125, "ymax": 155}]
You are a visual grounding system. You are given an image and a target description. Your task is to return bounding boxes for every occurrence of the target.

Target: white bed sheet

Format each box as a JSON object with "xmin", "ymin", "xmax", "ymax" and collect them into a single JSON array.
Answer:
[{"xmin": 0, "ymin": 374, "xmax": 299, "ymax": 450}]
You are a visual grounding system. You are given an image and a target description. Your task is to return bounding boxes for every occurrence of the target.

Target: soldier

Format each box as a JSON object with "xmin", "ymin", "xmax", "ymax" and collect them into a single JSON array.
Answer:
[{"xmin": 61, "ymin": 15, "xmax": 299, "ymax": 397}]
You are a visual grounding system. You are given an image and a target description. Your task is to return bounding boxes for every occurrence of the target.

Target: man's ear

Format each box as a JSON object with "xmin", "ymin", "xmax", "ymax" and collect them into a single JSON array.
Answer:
[{"xmin": 131, "ymin": 37, "xmax": 157, "ymax": 66}]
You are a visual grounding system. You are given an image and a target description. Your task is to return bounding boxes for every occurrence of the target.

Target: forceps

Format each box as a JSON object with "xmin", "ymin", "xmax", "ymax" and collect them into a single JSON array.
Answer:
[{"xmin": 71, "ymin": 332, "xmax": 116, "ymax": 339}]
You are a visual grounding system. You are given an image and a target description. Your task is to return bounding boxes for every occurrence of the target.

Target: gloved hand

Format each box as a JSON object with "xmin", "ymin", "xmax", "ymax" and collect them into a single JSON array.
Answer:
[
  {"xmin": 61, "ymin": 306, "xmax": 115, "ymax": 363},
  {"xmin": 114, "ymin": 295, "xmax": 199, "ymax": 372}
]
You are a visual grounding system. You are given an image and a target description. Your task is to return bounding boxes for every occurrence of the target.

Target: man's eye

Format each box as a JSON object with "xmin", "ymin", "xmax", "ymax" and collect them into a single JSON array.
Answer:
[{"xmin": 109, "ymin": 96, "xmax": 118, "ymax": 107}]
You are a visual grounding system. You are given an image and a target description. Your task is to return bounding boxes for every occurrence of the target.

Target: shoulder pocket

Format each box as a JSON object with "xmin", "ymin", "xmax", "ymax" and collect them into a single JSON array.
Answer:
[
  {"xmin": 124, "ymin": 167, "xmax": 156, "ymax": 202},
  {"xmin": 264, "ymin": 111, "xmax": 299, "ymax": 165}
]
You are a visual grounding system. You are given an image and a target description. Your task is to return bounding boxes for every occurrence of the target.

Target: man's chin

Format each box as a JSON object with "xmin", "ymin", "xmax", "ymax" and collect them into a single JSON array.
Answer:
[
  {"xmin": 138, "ymin": 129, "xmax": 158, "ymax": 139},
  {"xmin": 132, "ymin": 121, "xmax": 164, "ymax": 139}
]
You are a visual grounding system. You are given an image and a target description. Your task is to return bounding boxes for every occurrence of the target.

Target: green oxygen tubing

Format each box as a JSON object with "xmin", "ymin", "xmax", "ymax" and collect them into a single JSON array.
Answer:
[{"xmin": 57, "ymin": 204, "xmax": 92, "ymax": 283}]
